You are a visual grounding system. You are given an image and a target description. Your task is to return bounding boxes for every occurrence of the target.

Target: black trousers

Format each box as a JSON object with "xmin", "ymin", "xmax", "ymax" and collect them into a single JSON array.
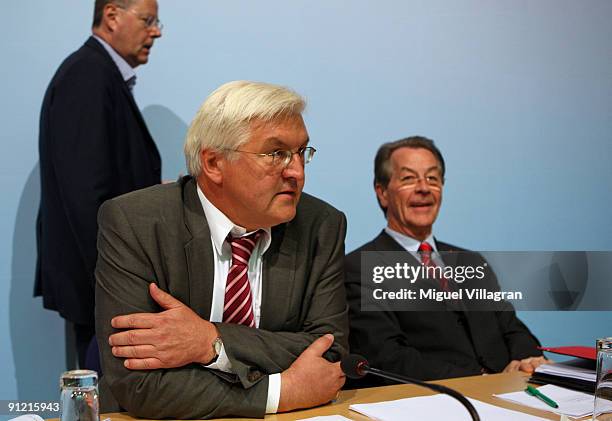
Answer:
[{"xmin": 74, "ymin": 323, "xmax": 95, "ymax": 369}]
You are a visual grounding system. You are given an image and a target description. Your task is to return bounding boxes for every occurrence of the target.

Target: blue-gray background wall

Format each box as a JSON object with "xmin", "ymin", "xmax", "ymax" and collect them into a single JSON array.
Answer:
[{"xmin": 2, "ymin": 0, "xmax": 611, "ymax": 405}]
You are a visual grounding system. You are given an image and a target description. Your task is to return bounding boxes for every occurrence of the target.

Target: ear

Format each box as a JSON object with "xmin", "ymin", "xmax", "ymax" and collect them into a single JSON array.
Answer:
[
  {"xmin": 101, "ymin": 3, "xmax": 121, "ymax": 32},
  {"xmin": 375, "ymin": 183, "xmax": 389, "ymax": 209},
  {"xmin": 200, "ymin": 149, "xmax": 225, "ymax": 184}
]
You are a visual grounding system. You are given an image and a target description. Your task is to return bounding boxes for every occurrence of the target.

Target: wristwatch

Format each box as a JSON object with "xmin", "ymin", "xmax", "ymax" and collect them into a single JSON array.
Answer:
[{"xmin": 210, "ymin": 337, "xmax": 223, "ymax": 364}]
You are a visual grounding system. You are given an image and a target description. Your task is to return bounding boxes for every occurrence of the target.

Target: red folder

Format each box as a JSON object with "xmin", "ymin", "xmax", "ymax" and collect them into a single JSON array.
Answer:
[{"xmin": 538, "ymin": 345, "xmax": 597, "ymax": 361}]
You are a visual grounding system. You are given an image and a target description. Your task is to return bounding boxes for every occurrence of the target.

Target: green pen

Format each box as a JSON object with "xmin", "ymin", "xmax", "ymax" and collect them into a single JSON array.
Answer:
[{"xmin": 525, "ymin": 385, "xmax": 559, "ymax": 408}]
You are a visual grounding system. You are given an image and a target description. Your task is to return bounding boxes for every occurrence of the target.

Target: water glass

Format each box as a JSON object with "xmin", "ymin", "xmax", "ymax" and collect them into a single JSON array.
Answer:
[
  {"xmin": 594, "ymin": 338, "xmax": 612, "ymax": 421},
  {"xmin": 59, "ymin": 370, "xmax": 99, "ymax": 421}
]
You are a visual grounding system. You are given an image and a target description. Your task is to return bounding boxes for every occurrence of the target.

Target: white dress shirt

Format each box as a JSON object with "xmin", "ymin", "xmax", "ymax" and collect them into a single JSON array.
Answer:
[
  {"xmin": 92, "ymin": 35, "xmax": 137, "ymax": 91},
  {"xmin": 384, "ymin": 227, "xmax": 446, "ymax": 267},
  {"xmin": 197, "ymin": 186, "xmax": 281, "ymax": 413}
]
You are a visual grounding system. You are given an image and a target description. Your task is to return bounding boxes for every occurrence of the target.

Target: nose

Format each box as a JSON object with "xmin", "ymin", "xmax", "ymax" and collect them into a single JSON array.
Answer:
[
  {"xmin": 414, "ymin": 178, "xmax": 431, "ymax": 193},
  {"xmin": 281, "ymin": 153, "xmax": 305, "ymax": 181},
  {"xmin": 148, "ymin": 22, "xmax": 162, "ymax": 38}
]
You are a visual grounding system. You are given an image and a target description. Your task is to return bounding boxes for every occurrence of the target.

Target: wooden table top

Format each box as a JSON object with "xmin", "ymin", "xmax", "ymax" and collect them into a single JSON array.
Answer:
[{"xmin": 96, "ymin": 372, "xmax": 583, "ymax": 420}]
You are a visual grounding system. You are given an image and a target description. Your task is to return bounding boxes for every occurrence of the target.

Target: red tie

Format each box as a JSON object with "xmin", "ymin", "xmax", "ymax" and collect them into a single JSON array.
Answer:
[
  {"xmin": 223, "ymin": 231, "xmax": 261, "ymax": 327},
  {"xmin": 418, "ymin": 242, "xmax": 449, "ymax": 291}
]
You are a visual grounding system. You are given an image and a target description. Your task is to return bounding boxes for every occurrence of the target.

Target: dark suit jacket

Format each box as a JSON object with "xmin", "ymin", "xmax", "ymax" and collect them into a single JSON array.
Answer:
[
  {"xmin": 35, "ymin": 37, "xmax": 161, "ymax": 326},
  {"xmin": 345, "ymin": 230, "xmax": 541, "ymax": 387},
  {"xmin": 95, "ymin": 177, "xmax": 349, "ymax": 419}
]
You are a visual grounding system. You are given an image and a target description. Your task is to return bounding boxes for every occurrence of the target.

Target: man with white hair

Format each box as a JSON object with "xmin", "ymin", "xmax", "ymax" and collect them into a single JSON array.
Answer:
[{"xmin": 95, "ymin": 81, "xmax": 348, "ymax": 418}]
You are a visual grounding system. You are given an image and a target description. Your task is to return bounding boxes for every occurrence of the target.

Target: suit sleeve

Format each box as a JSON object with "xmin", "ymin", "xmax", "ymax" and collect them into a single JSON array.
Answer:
[
  {"xmin": 95, "ymin": 200, "xmax": 268, "ymax": 419},
  {"xmin": 478, "ymin": 256, "xmax": 543, "ymax": 362},
  {"xmin": 345, "ymin": 252, "xmax": 477, "ymax": 381},
  {"xmin": 215, "ymin": 210, "xmax": 349, "ymax": 383},
  {"xmin": 47, "ymin": 62, "xmax": 117, "ymax": 285},
  {"xmin": 496, "ymin": 312, "xmax": 542, "ymax": 360}
]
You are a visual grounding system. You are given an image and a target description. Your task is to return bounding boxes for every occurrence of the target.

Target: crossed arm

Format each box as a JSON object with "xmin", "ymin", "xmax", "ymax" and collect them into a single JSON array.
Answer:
[{"xmin": 95, "ymin": 199, "xmax": 348, "ymax": 419}]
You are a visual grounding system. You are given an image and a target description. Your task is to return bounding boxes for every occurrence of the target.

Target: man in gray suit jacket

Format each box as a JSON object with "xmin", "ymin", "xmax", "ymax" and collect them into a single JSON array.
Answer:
[{"xmin": 95, "ymin": 81, "xmax": 348, "ymax": 419}]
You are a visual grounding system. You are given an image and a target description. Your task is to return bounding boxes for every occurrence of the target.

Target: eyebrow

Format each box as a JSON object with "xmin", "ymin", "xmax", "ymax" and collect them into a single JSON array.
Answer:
[
  {"xmin": 398, "ymin": 165, "xmax": 441, "ymax": 174},
  {"xmin": 263, "ymin": 136, "xmax": 310, "ymax": 149}
]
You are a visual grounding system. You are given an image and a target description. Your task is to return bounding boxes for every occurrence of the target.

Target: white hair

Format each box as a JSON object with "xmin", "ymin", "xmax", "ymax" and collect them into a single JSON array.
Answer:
[{"xmin": 184, "ymin": 80, "xmax": 306, "ymax": 177}]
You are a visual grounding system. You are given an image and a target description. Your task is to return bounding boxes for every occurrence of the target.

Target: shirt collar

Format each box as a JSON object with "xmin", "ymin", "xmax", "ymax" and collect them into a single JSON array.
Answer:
[
  {"xmin": 384, "ymin": 226, "xmax": 437, "ymax": 252},
  {"xmin": 92, "ymin": 35, "xmax": 137, "ymax": 90},
  {"xmin": 197, "ymin": 185, "xmax": 272, "ymax": 255}
]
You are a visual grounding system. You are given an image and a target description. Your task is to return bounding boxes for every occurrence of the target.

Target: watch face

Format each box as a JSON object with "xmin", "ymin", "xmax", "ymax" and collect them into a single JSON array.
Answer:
[{"xmin": 213, "ymin": 338, "xmax": 222, "ymax": 355}]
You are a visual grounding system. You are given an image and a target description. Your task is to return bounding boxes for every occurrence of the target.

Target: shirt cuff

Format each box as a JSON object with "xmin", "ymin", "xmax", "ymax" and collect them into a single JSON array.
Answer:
[
  {"xmin": 266, "ymin": 373, "xmax": 281, "ymax": 413},
  {"xmin": 203, "ymin": 342, "xmax": 233, "ymax": 373}
]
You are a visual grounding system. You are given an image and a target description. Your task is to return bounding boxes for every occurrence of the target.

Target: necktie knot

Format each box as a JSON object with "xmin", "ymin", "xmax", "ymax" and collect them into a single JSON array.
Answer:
[
  {"xmin": 229, "ymin": 231, "xmax": 262, "ymax": 267},
  {"xmin": 418, "ymin": 241, "xmax": 450, "ymax": 291},
  {"xmin": 418, "ymin": 242, "xmax": 433, "ymax": 266},
  {"xmin": 418, "ymin": 241, "xmax": 433, "ymax": 252}
]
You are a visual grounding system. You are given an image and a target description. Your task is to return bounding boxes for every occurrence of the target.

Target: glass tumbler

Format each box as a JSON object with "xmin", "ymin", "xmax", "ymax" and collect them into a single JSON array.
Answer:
[
  {"xmin": 60, "ymin": 370, "xmax": 99, "ymax": 421},
  {"xmin": 594, "ymin": 338, "xmax": 612, "ymax": 421}
]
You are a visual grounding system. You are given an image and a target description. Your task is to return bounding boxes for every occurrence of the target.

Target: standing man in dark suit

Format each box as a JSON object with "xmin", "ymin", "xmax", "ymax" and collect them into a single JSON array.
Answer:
[
  {"xmin": 95, "ymin": 81, "xmax": 348, "ymax": 419},
  {"xmin": 345, "ymin": 136, "xmax": 547, "ymax": 386},
  {"xmin": 35, "ymin": 0, "xmax": 162, "ymax": 368}
]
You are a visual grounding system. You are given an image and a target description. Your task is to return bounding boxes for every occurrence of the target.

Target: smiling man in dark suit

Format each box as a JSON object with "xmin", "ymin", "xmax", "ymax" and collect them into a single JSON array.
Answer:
[
  {"xmin": 345, "ymin": 136, "xmax": 546, "ymax": 386},
  {"xmin": 35, "ymin": 0, "xmax": 162, "ymax": 368},
  {"xmin": 95, "ymin": 81, "xmax": 348, "ymax": 419}
]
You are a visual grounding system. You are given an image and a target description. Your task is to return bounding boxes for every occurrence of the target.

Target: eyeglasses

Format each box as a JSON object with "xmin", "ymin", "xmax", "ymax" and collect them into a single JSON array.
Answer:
[
  {"xmin": 118, "ymin": 7, "xmax": 163, "ymax": 31},
  {"xmin": 397, "ymin": 174, "xmax": 443, "ymax": 190},
  {"xmin": 229, "ymin": 146, "xmax": 316, "ymax": 168}
]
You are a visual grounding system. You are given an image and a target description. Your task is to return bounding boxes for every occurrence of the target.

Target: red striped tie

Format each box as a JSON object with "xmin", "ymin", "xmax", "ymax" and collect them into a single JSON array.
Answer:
[
  {"xmin": 418, "ymin": 241, "xmax": 449, "ymax": 291},
  {"xmin": 223, "ymin": 231, "xmax": 262, "ymax": 327}
]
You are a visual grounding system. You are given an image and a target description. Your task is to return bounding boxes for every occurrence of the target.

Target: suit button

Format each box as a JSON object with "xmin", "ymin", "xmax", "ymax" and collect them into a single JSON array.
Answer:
[{"xmin": 247, "ymin": 371, "xmax": 262, "ymax": 382}]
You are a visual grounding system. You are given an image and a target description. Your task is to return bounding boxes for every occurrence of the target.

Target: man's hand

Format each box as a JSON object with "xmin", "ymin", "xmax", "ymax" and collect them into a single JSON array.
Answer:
[
  {"xmin": 108, "ymin": 283, "xmax": 219, "ymax": 370},
  {"xmin": 278, "ymin": 334, "xmax": 345, "ymax": 412},
  {"xmin": 503, "ymin": 356, "xmax": 552, "ymax": 374}
]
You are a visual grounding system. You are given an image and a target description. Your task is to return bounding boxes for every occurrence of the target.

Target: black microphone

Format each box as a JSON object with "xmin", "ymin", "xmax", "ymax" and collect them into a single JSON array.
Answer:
[{"xmin": 341, "ymin": 354, "xmax": 480, "ymax": 421}]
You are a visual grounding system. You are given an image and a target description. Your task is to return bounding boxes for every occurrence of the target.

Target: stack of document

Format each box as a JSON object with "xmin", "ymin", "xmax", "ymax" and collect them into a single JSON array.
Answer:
[
  {"xmin": 495, "ymin": 384, "xmax": 605, "ymax": 418},
  {"xmin": 349, "ymin": 394, "xmax": 548, "ymax": 420},
  {"xmin": 530, "ymin": 359, "xmax": 596, "ymax": 393},
  {"xmin": 535, "ymin": 362, "xmax": 596, "ymax": 382}
]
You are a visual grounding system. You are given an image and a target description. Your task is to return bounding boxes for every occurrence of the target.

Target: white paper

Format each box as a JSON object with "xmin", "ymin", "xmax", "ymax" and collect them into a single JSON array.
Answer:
[
  {"xmin": 349, "ymin": 394, "xmax": 547, "ymax": 421},
  {"xmin": 297, "ymin": 416, "xmax": 352, "ymax": 421},
  {"xmin": 494, "ymin": 384, "xmax": 610, "ymax": 418},
  {"xmin": 8, "ymin": 415, "xmax": 44, "ymax": 421},
  {"xmin": 535, "ymin": 361, "xmax": 596, "ymax": 382}
]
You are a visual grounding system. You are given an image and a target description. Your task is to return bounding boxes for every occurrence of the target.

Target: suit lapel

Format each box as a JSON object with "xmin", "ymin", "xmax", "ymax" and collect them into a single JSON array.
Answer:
[
  {"xmin": 373, "ymin": 230, "xmax": 438, "ymax": 288},
  {"xmin": 374, "ymin": 231, "xmax": 460, "ymax": 311},
  {"xmin": 118, "ymin": 81, "xmax": 155, "ymax": 145},
  {"xmin": 260, "ymin": 222, "xmax": 297, "ymax": 329},
  {"xmin": 85, "ymin": 37, "xmax": 160, "ymax": 162},
  {"xmin": 372, "ymin": 230, "xmax": 419, "ymax": 264},
  {"xmin": 436, "ymin": 239, "xmax": 460, "ymax": 268},
  {"xmin": 181, "ymin": 178, "xmax": 215, "ymax": 319},
  {"xmin": 114, "ymin": 65, "xmax": 159, "ymax": 161},
  {"xmin": 435, "ymin": 239, "xmax": 470, "ymax": 311}
]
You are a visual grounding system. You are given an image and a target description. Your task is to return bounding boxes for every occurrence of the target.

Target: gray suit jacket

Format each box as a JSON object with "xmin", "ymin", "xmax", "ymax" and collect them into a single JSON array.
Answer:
[{"xmin": 95, "ymin": 176, "xmax": 348, "ymax": 419}]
